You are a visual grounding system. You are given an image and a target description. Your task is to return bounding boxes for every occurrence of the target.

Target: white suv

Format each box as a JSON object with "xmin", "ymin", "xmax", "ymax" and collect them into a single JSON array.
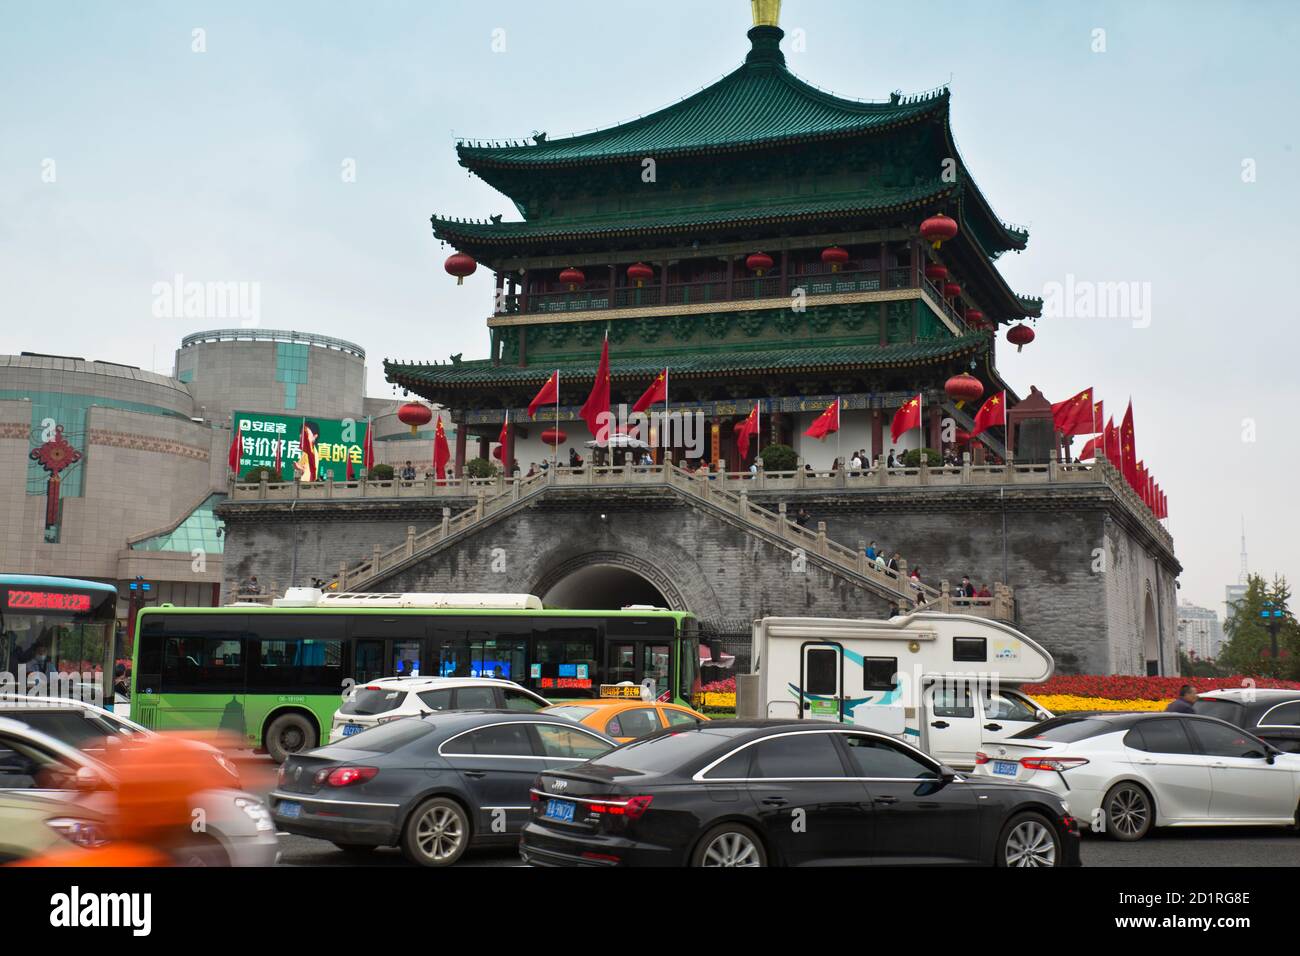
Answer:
[{"xmin": 329, "ymin": 677, "xmax": 550, "ymax": 743}]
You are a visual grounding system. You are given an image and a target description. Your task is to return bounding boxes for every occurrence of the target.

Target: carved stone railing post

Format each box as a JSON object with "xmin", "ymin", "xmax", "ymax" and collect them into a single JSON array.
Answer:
[
  {"xmin": 777, "ymin": 501, "xmax": 788, "ymax": 539},
  {"xmin": 441, "ymin": 507, "xmax": 451, "ymax": 538},
  {"xmin": 406, "ymin": 526, "xmax": 416, "ymax": 558}
]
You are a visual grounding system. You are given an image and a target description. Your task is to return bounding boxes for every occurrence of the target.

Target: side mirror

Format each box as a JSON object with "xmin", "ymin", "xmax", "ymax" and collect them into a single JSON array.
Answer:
[{"xmin": 939, "ymin": 765, "xmax": 958, "ymax": 783}]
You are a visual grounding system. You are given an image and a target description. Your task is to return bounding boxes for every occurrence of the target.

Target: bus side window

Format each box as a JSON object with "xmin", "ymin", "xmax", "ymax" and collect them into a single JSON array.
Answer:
[{"xmin": 135, "ymin": 629, "xmax": 163, "ymax": 693}]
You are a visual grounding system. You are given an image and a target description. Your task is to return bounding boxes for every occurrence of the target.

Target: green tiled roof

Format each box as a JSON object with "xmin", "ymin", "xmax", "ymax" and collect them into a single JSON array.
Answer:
[
  {"xmin": 386, "ymin": 334, "xmax": 989, "ymax": 391},
  {"xmin": 457, "ymin": 45, "xmax": 947, "ymax": 169},
  {"xmin": 431, "ymin": 183, "xmax": 955, "ymax": 245}
]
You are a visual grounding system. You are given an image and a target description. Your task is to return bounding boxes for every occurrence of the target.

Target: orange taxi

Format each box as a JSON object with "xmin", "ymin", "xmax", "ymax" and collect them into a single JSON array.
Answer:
[{"xmin": 542, "ymin": 686, "xmax": 708, "ymax": 742}]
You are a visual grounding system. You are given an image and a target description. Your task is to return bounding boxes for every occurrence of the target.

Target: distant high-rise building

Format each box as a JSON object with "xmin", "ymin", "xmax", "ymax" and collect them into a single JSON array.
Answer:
[
  {"xmin": 1178, "ymin": 602, "xmax": 1224, "ymax": 660},
  {"xmin": 1225, "ymin": 517, "xmax": 1249, "ymax": 629}
]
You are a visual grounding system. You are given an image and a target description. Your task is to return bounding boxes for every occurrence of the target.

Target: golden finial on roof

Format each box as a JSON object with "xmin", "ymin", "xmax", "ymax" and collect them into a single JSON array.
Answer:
[{"xmin": 751, "ymin": 0, "xmax": 781, "ymax": 28}]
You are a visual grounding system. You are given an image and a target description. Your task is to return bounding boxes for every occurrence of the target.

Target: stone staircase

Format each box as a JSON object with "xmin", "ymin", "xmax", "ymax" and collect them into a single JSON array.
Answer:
[{"xmin": 329, "ymin": 463, "xmax": 1016, "ymax": 622}]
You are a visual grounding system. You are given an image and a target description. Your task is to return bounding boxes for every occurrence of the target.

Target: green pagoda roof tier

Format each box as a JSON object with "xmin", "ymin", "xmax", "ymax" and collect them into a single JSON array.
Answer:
[
  {"xmin": 456, "ymin": 44, "xmax": 947, "ymax": 169},
  {"xmin": 386, "ymin": 333, "xmax": 989, "ymax": 395},
  {"xmin": 431, "ymin": 182, "xmax": 956, "ymax": 246}
]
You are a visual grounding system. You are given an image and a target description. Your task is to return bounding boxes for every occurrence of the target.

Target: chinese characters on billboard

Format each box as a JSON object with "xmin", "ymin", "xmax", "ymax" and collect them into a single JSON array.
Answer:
[{"xmin": 233, "ymin": 411, "xmax": 369, "ymax": 482}]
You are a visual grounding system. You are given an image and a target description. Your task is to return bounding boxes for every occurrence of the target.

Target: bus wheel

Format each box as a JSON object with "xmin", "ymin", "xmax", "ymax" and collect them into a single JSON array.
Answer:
[{"xmin": 265, "ymin": 713, "xmax": 316, "ymax": 764}]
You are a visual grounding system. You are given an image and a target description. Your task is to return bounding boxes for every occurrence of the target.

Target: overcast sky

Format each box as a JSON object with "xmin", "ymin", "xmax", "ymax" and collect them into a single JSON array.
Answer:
[{"xmin": 1, "ymin": 0, "xmax": 1296, "ymax": 617}]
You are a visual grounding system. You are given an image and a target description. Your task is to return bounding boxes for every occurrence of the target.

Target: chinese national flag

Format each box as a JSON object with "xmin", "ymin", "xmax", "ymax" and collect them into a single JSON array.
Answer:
[
  {"xmin": 433, "ymin": 416, "xmax": 451, "ymax": 480},
  {"xmin": 970, "ymin": 391, "xmax": 1006, "ymax": 437},
  {"xmin": 1079, "ymin": 435, "xmax": 1099, "ymax": 461},
  {"xmin": 528, "ymin": 370, "xmax": 560, "ymax": 419},
  {"xmin": 1051, "ymin": 388, "xmax": 1094, "ymax": 437},
  {"xmin": 1136, "ymin": 461, "xmax": 1147, "ymax": 504},
  {"xmin": 890, "ymin": 394, "xmax": 923, "ymax": 443},
  {"xmin": 227, "ymin": 422, "xmax": 243, "ymax": 474},
  {"xmin": 805, "ymin": 399, "xmax": 842, "ymax": 440},
  {"xmin": 1120, "ymin": 401, "xmax": 1138, "ymax": 489},
  {"xmin": 1103, "ymin": 417, "xmax": 1119, "ymax": 466},
  {"xmin": 498, "ymin": 410, "xmax": 510, "ymax": 448},
  {"xmin": 735, "ymin": 405, "xmax": 760, "ymax": 462},
  {"xmin": 632, "ymin": 369, "xmax": 668, "ymax": 413},
  {"xmin": 579, "ymin": 338, "xmax": 611, "ymax": 439},
  {"xmin": 1092, "ymin": 400, "xmax": 1104, "ymax": 436},
  {"xmin": 362, "ymin": 417, "xmax": 375, "ymax": 472}
]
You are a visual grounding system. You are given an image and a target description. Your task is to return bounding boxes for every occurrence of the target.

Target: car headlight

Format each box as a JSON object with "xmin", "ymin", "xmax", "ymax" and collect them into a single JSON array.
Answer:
[
  {"xmin": 47, "ymin": 817, "xmax": 110, "ymax": 849},
  {"xmin": 234, "ymin": 797, "xmax": 275, "ymax": 833}
]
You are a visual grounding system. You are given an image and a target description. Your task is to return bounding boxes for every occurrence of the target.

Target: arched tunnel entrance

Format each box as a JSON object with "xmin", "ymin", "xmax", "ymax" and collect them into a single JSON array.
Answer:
[{"xmin": 541, "ymin": 563, "xmax": 670, "ymax": 610}]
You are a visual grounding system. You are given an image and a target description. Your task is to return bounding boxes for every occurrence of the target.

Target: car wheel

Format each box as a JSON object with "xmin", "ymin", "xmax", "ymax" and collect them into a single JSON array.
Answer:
[
  {"xmin": 265, "ymin": 713, "xmax": 317, "ymax": 764},
  {"xmin": 175, "ymin": 835, "xmax": 230, "ymax": 867},
  {"xmin": 691, "ymin": 823, "xmax": 767, "ymax": 867},
  {"xmin": 401, "ymin": 798, "xmax": 469, "ymax": 867},
  {"xmin": 997, "ymin": 812, "xmax": 1061, "ymax": 867},
  {"xmin": 1103, "ymin": 782, "xmax": 1153, "ymax": 841}
]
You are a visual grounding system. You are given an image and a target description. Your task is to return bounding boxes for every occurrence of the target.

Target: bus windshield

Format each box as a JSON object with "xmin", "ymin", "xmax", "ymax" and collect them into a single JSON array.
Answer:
[{"xmin": 0, "ymin": 576, "xmax": 117, "ymax": 706}]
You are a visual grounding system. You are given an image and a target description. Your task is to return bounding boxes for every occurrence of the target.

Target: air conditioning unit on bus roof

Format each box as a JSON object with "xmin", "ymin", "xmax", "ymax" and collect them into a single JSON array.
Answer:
[{"xmin": 289, "ymin": 591, "xmax": 545, "ymax": 610}]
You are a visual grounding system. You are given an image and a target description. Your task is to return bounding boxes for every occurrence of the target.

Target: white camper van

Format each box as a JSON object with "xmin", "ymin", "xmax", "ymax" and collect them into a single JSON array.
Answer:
[{"xmin": 748, "ymin": 613, "xmax": 1055, "ymax": 769}]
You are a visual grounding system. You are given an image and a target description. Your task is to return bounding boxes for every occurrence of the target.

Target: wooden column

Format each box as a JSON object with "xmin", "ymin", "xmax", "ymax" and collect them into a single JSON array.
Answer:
[
  {"xmin": 477, "ymin": 435, "xmax": 489, "ymax": 461},
  {"xmin": 780, "ymin": 249, "xmax": 790, "ymax": 296},
  {"xmin": 517, "ymin": 326, "xmax": 527, "ymax": 367},
  {"xmin": 504, "ymin": 419, "xmax": 516, "ymax": 476},
  {"xmin": 454, "ymin": 426, "xmax": 467, "ymax": 478},
  {"xmin": 519, "ymin": 270, "xmax": 530, "ymax": 313},
  {"xmin": 928, "ymin": 403, "xmax": 942, "ymax": 451},
  {"xmin": 725, "ymin": 256, "xmax": 735, "ymax": 301},
  {"xmin": 878, "ymin": 241, "xmax": 888, "ymax": 291}
]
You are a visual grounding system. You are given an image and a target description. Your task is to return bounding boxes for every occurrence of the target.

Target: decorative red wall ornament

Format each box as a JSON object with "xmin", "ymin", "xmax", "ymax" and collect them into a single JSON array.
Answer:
[{"xmin": 29, "ymin": 425, "xmax": 81, "ymax": 531}]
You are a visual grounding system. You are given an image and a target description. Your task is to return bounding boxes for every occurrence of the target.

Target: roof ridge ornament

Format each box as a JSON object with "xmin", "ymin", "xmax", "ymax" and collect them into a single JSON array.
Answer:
[{"xmin": 751, "ymin": 0, "xmax": 780, "ymax": 27}]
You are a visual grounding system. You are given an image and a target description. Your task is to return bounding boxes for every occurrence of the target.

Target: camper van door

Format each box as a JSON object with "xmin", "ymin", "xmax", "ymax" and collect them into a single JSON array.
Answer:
[
  {"xmin": 923, "ymin": 678, "xmax": 983, "ymax": 768},
  {"xmin": 978, "ymin": 687, "xmax": 1049, "ymax": 746}
]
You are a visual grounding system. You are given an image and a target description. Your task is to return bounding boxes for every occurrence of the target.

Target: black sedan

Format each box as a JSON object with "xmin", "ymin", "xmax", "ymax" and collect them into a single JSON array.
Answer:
[
  {"xmin": 520, "ymin": 720, "xmax": 1081, "ymax": 867},
  {"xmin": 270, "ymin": 711, "xmax": 616, "ymax": 866},
  {"xmin": 1196, "ymin": 690, "xmax": 1300, "ymax": 752}
]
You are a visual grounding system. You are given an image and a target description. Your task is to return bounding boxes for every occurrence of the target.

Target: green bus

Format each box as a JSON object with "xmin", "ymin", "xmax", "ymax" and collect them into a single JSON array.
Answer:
[{"xmin": 130, "ymin": 592, "xmax": 699, "ymax": 761}]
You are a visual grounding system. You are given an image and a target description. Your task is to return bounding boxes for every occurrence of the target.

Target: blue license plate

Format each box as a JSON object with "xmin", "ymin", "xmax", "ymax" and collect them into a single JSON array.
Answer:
[
  {"xmin": 342, "ymin": 723, "xmax": 363, "ymax": 737},
  {"xmin": 544, "ymin": 798, "xmax": 575, "ymax": 823},
  {"xmin": 993, "ymin": 760, "xmax": 1019, "ymax": 777},
  {"xmin": 279, "ymin": 800, "xmax": 302, "ymax": 819}
]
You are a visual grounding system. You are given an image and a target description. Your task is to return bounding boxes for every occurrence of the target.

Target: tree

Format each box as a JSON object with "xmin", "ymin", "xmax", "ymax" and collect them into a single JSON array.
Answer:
[
  {"xmin": 1217, "ymin": 574, "xmax": 1299, "ymax": 680},
  {"xmin": 900, "ymin": 447, "xmax": 941, "ymax": 468},
  {"xmin": 465, "ymin": 457, "xmax": 496, "ymax": 479},
  {"xmin": 757, "ymin": 443, "xmax": 797, "ymax": 472}
]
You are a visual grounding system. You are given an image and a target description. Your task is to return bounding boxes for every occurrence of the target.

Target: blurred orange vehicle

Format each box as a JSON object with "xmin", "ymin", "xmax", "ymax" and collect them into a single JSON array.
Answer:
[{"xmin": 542, "ymin": 689, "xmax": 708, "ymax": 743}]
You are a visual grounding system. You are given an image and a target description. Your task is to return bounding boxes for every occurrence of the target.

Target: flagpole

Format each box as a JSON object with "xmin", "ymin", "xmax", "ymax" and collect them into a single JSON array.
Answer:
[
  {"xmin": 554, "ymin": 370, "xmax": 560, "ymax": 471},
  {"xmin": 836, "ymin": 396, "xmax": 841, "ymax": 471},
  {"xmin": 663, "ymin": 369, "xmax": 669, "ymax": 468}
]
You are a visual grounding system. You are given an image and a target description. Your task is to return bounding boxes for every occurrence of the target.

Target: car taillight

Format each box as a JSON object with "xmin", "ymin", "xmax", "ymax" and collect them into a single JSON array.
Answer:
[
  {"xmin": 1061, "ymin": 814, "xmax": 1080, "ymax": 835},
  {"xmin": 973, "ymin": 752, "xmax": 990, "ymax": 765},
  {"xmin": 317, "ymin": 766, "xmax": 379, "ymax": 787},
  {"xmin": 1020, "ymin": 756, "xmax": 1089, "ymax": 772},
  {"xmin": 276, "ymin": 765, "xmax": 286, "ymax": 785},
  {"xmin": 589, "ymin": 795, "xmax": 654, "ymax": 820}
]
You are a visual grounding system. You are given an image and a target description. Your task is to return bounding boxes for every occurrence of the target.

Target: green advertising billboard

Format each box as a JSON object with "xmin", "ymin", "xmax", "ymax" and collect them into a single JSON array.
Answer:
[{"xmin": 234, "ymin": 411, "xmax": 369, "ymax": 482}]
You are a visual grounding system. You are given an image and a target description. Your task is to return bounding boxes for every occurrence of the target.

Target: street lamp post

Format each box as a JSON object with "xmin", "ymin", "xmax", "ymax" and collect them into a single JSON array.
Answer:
[{"xmin": 1260, "ymin": 601, "xmax": 1288, "ymax": 667}]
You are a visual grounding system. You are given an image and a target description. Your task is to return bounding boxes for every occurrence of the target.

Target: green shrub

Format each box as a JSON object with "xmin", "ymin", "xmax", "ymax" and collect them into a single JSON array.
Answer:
[
  {"xmin": 900, "ymin": 447, "xmax": 941, "ymax": 468},
  {"xmin": 368, "ymin": 463, "xmax": 395, "ymax": 481},
  {"xmin": 465, "ymin": 457, "xmax": 496, "ymax": 479},
  {"xmin": 758, "ymin": 443, "xmax": 797, "ymax": 472},
  {"xmin": 242, "ymin": 465, "xmax": 284, "ymax": 482}
]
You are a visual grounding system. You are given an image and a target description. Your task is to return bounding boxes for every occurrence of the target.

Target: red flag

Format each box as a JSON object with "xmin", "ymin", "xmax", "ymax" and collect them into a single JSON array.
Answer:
[
  {"xmin": 274, "ymin": 432, "xmax": 283, "ymax": 478},
  {"xmin": 362, "ymin": 416, "xmax": 375, "ymax": 473},
  {"xmin": 890, "ymin": 394, "xmax": 923, "ymax": 443},
  {"xmin": 346, "ymin": 453, "xmax": 354, "ymax": 481},
  {"xmin": 433, "ymin": 416, "xmax": 451, "ymax": 480},
  {"xmin": 298, "ymin": 421, "xmax": 318, "ymax": 481},
  {"xmin": 1092, "ymin": 400, "xmax": 1104, "ymax": 436},
  {"xmin": 227, "ymin": 421, "xmax": 243, "ymax": 474},
  {"xmin": 805, "ymin": 399, "xmax": 841, "ymax": 440},
  {"xmin": 1136, "ymin": 461, "xmax": 1148, "ymax": 505},
  {"xmin": 1051, "ymin": 388, "xmax": 1094, "ymax": 437},
  {"xmin": 632, "ymin": 369, "xmax": 668, "ymax": 413},
  {"xmin": 498, "ymin": 410, "xmax": 510, "ymax": 449},
  {"xmin": 1120, "ymin": 401, "xmax": 1138, "ymax": 489},
  {"xmin": 528, "ymin": 370, "xmax": 560, "ymax": 419},
  {"xmin": 1103, "ymin": 417, "xmax": 1119, "ymax": 465},
  {"xmin": 735, "ymin": 405, "xmax": 760, "ymax": 462},
  {"xmin": 580, "ymin": 338, "xmax": 611, "ymax": 439},
  {"xmin": 970, "ymin": 391, "xmax": 1006, "ymax": 437},
  {"xmin": 1079, "ymin": 435, "xmax": 1099, "ymax": 461}
]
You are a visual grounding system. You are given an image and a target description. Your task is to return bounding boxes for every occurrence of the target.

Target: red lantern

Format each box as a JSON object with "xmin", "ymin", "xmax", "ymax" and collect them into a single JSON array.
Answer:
[
  {"xmin": 943, "ymin": 282, "xmax": 962, "ymax": 300},
  {"xmin": 541, "ymin": 428, "xmax": 567, "ymax": 447},
  {"xmin": 397, "ymin": 402, "xmax": 433, "ymax": 435},
  {"xmin": 746, "ymin": 252, "xmax": 774, "ymax": 276},
  {"xmin": 944, "ymin": 372, "xmax": 984, "ymax": 405},
  {"xmin": 1007, "ymin": 324, "xmax": 1035, "ymax": 352},
  {"xmin": 821, "ymin": 246, "xmax": 850, "ymax": 273},
  {"xmin": 920, "ymin": 213, "xmax": 959, "ymax": 250},
  {"xmin": 444, "ymin": 252, "xmax": 477, "ymax": 285},
  {"xmin": 627, "ymin": 263, "xmax": 654, "ymax": 288},
  {"xmin": 492, "ymin": 446, "xmax": 503, "ymax": 460},
  {"xmin": 559, "ymin": 267, "xmax": 585, "ymax": 291},
  {"xmin": 965, "ymin": 309, "xmax": 985, "ymax": 328},
  {"xmin": 924, "ymin": 264, "xmax": 948, "ymax": 284}
]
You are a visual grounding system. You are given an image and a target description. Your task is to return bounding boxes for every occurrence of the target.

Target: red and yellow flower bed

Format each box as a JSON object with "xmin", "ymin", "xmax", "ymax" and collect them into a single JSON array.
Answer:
[
  {"xmin": 698, "ymin": 677, "xmax": 737, "ymax": 710},
  {"xmin": 1024, "ymin": 675, "xmax": 1300, "ymax": 714}
]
